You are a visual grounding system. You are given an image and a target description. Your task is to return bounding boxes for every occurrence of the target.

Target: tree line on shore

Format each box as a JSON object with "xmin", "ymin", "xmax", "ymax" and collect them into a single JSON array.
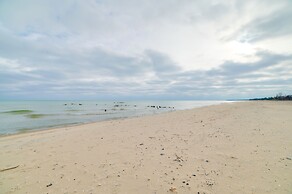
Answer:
[{"xmin": 250, "ymin": 93, "xmax": 292, "ymax": 101}]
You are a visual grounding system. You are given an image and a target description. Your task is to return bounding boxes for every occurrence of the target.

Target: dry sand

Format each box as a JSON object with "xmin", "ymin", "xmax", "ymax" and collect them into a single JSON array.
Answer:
[{"xmin": 0, "ymin": 101, "xmax": 291, "ymax": 194}]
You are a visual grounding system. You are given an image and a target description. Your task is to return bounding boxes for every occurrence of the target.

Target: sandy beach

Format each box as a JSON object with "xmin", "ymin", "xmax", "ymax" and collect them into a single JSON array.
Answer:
[{"xmin": 0, "ymin": 101, "xmax": 291, "ymax": 194}]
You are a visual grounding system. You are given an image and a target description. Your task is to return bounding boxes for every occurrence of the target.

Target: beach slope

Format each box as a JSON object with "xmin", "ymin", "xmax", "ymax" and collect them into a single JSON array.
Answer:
[{"xmin": 0, "ymin": 101, "xmax": 291, "ymax": 194}]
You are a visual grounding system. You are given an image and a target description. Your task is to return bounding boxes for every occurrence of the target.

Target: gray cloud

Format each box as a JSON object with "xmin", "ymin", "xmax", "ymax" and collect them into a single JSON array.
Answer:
[
  {"xmin": 230, "ymin": 1, "xmax": 292, "ymax": 42},
  {"xmin": 1, "ymin": 50, "xmax": 291, "ymax": 100},
  {"xmin": 206, "ymin": 51, "xmax": 292, "ymax": 76},
  {"xmin": 146, "ymin": 51, "xmax": 292, "ymax": 99}
]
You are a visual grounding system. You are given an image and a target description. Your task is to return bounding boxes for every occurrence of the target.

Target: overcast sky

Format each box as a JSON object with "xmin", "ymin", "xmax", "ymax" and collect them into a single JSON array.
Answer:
[{"xmin": 0, "ymin": 0, "xmax": 291, "ymax": 100}]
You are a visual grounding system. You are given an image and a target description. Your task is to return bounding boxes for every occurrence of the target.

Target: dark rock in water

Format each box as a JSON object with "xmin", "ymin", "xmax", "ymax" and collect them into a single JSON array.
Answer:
[
  {"xmin": 79, "ymin": 104, "xmax": 82, "ymax": 105},
  {"xmin": 64, "ymin": 104, "xmax": 67, "ymax": 106}
]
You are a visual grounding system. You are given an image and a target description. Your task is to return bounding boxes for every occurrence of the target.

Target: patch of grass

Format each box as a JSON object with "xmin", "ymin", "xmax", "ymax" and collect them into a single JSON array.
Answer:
[
  {"xmin": 26, "ymin": 114, "xmax": 45, "ymax": 119},
  {"xmin": 4, "ymin": 110, "xmax": 33, "ymax": 114}
]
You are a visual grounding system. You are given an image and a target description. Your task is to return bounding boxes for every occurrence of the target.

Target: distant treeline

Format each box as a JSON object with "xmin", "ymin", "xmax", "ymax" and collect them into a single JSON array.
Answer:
[{"xmin": 250, "ymin": 93, "xmax": 292, "ymax": 101}]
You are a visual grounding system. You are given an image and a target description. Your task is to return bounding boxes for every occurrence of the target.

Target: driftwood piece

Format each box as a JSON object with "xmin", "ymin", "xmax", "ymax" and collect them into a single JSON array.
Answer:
[{"xmin": 0, "ymin": 165, "xmax": 19, "ymax": 172}]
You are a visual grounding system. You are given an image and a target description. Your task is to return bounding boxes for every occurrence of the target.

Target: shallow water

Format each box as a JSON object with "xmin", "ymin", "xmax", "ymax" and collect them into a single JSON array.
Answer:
[{"xmin": 0, "ymin": 100, "xmax": 230, "ymax": 134}]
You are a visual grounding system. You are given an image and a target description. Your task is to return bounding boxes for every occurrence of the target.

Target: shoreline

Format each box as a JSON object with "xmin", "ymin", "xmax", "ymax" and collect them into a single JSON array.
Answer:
[
  {"xmin": 0, "ymin": 100, "xmax": 230, "ymax": 136},
  {"xmin": 1, "ymin": 101, "xmax": 291, "ymax": 194},
  {"xmin": 0, "ymin": 110, "xmax": 170, "ymax": 139},
  {"xmin": 0, "ymin": 101, "xmax": 230, "ymax": 138}
]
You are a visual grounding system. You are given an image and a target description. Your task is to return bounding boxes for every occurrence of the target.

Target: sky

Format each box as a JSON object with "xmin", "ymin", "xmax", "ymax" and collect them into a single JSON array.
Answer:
[{"xmin": 0, "ymin": 0, "xmax": 292, "ymax": 100}]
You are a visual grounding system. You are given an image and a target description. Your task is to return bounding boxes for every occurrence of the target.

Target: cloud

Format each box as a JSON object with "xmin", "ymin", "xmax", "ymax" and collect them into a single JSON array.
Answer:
[
  {"xmin": 228, "ymin": 1, "xmax": 292, "ymax": 42},
  {"xmin": 148, "ymin": 51, "xmax": 292, "ymax": 99},
  {"xmin": 1, "ymin": 49, "xmax": 291, "ymax": 100},
  {"xmin": 0, "ymin": 0, "xmax": 292, "ymax": 100},
  {"xmin": 206, "ymin": 51, "xmax": 292, "ymax": 77}
]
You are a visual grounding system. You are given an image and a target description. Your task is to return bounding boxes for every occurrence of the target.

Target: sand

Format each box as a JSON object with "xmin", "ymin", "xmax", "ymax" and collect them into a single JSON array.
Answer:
[{"xmin": 0, "ymin": 101, "xmax": 291, "ymax": 194}]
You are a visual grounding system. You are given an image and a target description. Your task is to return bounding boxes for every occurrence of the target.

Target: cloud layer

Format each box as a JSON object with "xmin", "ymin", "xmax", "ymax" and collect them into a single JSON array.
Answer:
[{"xmin": 0, "ymin": 0, "xmax": 291, "ymax": 100}]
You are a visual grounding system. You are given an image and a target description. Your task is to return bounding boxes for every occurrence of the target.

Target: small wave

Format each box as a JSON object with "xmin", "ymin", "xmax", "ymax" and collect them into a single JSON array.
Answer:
[
  {"xmin": 84, "ymin": 112, "xmax": 116, "ymax": 116},
  {"xmin": 65, "ymin": 109, "xmax": 82, "ymax": 112}
]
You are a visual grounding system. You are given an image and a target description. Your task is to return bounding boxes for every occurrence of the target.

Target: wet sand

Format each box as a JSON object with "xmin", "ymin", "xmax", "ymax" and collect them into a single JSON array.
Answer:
[{"xmin": 0, "ymin": 101, "xmax": 291, "ymax": 194}]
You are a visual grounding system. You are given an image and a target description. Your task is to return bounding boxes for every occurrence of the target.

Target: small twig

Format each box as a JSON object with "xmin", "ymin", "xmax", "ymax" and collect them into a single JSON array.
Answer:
[{"xmin": 0, "ymin": 165, "xmax": 19, "ymax": 172}]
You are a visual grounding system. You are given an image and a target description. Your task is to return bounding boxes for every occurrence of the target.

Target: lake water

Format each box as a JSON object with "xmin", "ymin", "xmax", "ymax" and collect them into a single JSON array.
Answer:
[{"xmin": 0, "ymin": 100, "xmax": 231, "ymax": 134}]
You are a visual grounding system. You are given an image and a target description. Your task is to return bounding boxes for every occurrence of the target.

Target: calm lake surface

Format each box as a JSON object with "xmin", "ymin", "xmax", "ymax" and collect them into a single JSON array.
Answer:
[{"xmin": 0, "ymin": 100, "xmax": 231, "ymax": 134}]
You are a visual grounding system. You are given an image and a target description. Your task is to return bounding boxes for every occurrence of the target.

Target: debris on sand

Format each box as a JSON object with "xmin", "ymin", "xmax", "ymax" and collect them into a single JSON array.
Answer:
[
  {"xmin": 174, "ymin": 154, "xmax": 183, "ymax": 162},
  {"xmin": 169, "ymin": 187, "xmax": 177, "ymax": 192}
]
